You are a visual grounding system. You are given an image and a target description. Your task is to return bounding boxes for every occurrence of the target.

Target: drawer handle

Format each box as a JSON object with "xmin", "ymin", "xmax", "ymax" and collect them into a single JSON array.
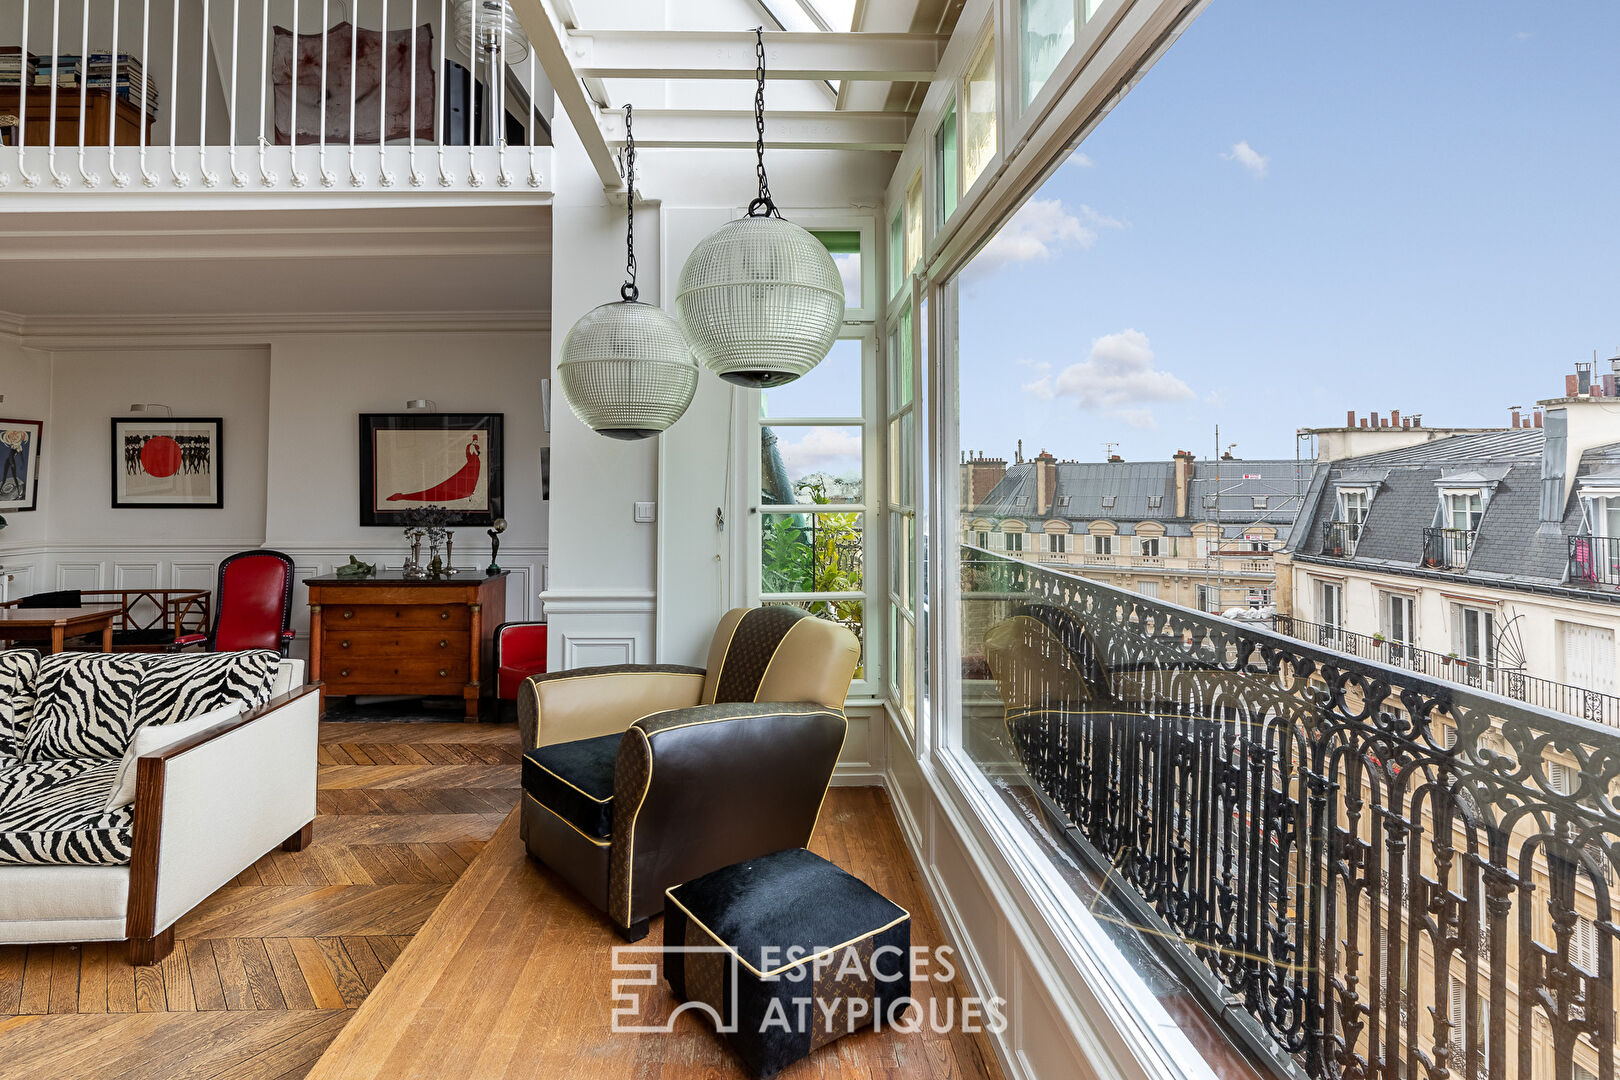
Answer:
[
  {"xmin": 340, "ymin": 640, "xmax": 351, "ymax": 649},
  {"xmin": 439, "ymin": 610, "xmax": 451, "ymax": 620},
  {"xmin": 342, "ymin": 610, "xmax": 354, "ymax": 620},
  {"xmin": 439, "ymin": 639, "xmax": 449, "ymax": 648},
  {"xmin": 340, "ymin": 668, "xmax": 350, "ymax": 678},
  {"xmin": 439, "ymin": 668, "xmax": 448, "ymax": 678}
]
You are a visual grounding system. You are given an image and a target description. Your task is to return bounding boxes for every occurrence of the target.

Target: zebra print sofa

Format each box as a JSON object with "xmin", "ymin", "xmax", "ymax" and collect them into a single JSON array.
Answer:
[{"xmin": 0, "ymin": 649, "xmax": 317, "ymax": 964}]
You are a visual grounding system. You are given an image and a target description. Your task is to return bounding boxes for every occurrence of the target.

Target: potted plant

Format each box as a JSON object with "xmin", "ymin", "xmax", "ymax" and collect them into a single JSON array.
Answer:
[{"xmin": 1372, "ymin": 631, "xmax": 1386, "ymax": 646}]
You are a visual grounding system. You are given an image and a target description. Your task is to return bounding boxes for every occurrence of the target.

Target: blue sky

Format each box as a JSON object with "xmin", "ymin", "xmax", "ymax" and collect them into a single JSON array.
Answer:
[{"xmin": 959, "ymin": 1, "xmax": 1620, "ymax": 463}]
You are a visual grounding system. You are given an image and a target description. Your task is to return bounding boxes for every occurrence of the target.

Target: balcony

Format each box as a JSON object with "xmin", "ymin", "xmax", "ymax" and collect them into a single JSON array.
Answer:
[
  {"xmin": 0, "ymin": 0, "xmax": 551, "ymax": 197},
  {"xmin": 1276, "ymin": 615, "xmax": 1620, "ymax": 727},
  {"xmin": 1422, "ymin": 526, "xmax": 1476, "ymax": 570},
  {"xmin": 1319, "ymin": 520, "xmax": 1362, "ymax": 558},
  {"xmin": 963, "ymin": 547, "xmax": 1620, "ymax": 1079},
  {"xmin": 1569, "ymin": 534, "xmax": 1620, "ymax": 590}
]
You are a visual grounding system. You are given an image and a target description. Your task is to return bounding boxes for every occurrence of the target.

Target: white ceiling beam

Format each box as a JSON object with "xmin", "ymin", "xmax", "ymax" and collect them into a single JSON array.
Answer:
[
  {"xmin": 567, "ymin": 31, "xmax": 946, "ymax": 82},
  {"xmin": 601, "ymin": 109, "xmax": 912, "ymax": 151},
  {"xmin": 508, "ymin": 0, "xmax": 623, "ymax": 190}
]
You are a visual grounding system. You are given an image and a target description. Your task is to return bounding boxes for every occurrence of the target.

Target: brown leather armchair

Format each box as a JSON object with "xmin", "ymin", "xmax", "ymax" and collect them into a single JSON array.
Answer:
[{"xmin": 516, "ymin": 607, "xmax": 859, "ymax": 939}]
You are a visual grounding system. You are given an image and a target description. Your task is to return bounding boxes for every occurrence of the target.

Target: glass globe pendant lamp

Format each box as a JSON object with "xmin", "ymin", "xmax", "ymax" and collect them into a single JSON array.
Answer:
[
  {"xmin": 557, "ymin": 106, "xmax": 698, "ymax": 440},
  {"xmin": 675, "ymin": 28, "xmax": 845, "ymax": 388},
  {"xmin": 454, "ymin": 0, "xmax": 530, "ymax": 65}
]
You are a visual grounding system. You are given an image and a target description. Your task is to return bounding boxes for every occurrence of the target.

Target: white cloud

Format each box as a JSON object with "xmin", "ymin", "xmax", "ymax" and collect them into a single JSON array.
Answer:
[
  {"xmin": 973, "ymin": 198, "xmax": 1124, "ymax": 271},
  {"xmin": 1067, "ymin": 151, "xmax": 1095, "ymax": 169},
  {"xmin": 834, "ymin": 253, "xmax": 860, "ymax": 306},
  {"xmin": 1221, "ymin": 139, "xmax": 1269, "ymax": 178},
  {"xmin": 1016, "ymin": 358, "xmax": 1052, "ymax": 374},
  {"xmin": 776, "ymin": 427, "xmax": 863, "ymax": 479},
  {"xmin": 1041, "ymin": 330, "xmax": 1194, "ymax": 428}
]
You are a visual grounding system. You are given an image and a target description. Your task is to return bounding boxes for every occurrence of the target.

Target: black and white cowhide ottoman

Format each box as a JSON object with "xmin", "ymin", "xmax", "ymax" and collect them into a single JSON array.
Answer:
[{"xmin": 662, "ymin": 847, "xmax": 913, "ymax": 1078}]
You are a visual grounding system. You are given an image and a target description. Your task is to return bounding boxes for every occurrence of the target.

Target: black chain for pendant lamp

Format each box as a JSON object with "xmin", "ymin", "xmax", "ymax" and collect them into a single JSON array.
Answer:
[
  {"xmin": 621, "ymin": 103, "xmax": 640, "ymax": 301},
  {"xmin": 747, "ymin": 27, "xmax": 779, "ymax": 218}
]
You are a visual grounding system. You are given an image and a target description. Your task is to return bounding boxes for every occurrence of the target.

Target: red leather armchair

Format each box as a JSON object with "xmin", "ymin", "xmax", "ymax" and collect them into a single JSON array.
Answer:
[
  {"xmin": 176, "ymin": 549, "xmax": 297, "ymax": 656},
  {"xmin": 495, "ymin": 621, "xmax": 548, "ymax": 702}
]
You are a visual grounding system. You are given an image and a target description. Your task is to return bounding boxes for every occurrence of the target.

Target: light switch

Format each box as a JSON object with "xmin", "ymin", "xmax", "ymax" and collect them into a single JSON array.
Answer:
[{"xmin": 634, "ymin": 501, "xmax": 657, "ymax": 524}]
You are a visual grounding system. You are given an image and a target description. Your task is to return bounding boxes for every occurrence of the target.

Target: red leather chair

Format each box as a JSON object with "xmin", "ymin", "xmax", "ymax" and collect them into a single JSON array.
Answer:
[
  {"xmin": 495, "ymin": 621, "xmax": 547, "ymax": 704},
  {"xmin": 177, "ymin": 549, "xmax": 297, "ymax": 656}
]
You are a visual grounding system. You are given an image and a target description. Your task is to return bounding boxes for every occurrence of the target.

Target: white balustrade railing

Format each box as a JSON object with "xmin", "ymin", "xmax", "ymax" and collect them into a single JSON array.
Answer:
[{"xmin": 0, "ymin": 0, "xmax": 550, "ymax": 193}]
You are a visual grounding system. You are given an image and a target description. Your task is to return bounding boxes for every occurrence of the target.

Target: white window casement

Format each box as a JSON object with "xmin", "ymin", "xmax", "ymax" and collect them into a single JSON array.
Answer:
[
  {"xmin": 1560, "ymin": 622, "xmax": 1617, "ymax": 695},
  {"xmin": 1452, "ymin": 604, "xmax": 1497, "ymax": 667},
  {"xmin": 1005, "ymin": 531, "xmax": 1023, "ymax": 551},
  {"xmin": 1381, "ymin": 592, "xmax": 1416, "ymax": 647},
  {"xmin": 1138, "ymin": 581, "xmax": 1160, "ymax": 600},
  {"xmin": 1339, "ymin": 487, "xmax": 1370, "ymax": 526},
  {"xmin": 1140, "ymin": 537, "xmax": 1161, "ymax": 558},
  {"xmin": 1101, "ymin": 494, "xmax": 1117, "ymax": 509},
  {"xmin": 1091, "ymin": 534, "xmax": 1113, "ymax": 556},
  {"xmin": 1147, "ymin": 495, "xmax": 1164, "ymax": 511},
  {"xmin": 1317, "ymin": 579, "xmax": 1343, "ymax": 628},
  {"xmin": 1441, "ymin": 489, "xmax": 1484, "ymax": 532},
  {"xmin": 1049, "ymin": 533, "xmax": 1067, "ymax": 554}
]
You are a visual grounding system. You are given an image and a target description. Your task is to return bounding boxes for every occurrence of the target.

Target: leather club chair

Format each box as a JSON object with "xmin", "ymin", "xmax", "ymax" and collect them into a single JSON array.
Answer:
[{"xmin": 516, "ymin": 606, "xmax": 860, "ymax": 940}]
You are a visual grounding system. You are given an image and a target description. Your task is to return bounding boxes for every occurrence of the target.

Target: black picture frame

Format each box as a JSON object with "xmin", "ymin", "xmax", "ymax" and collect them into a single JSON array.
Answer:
[
  {"xmin": 359, "ymin": 413, "xmax": 505, "ymax": 527},
  {"xmin": 0, "ymin": 417, "xmax": 43, "ymax": 513},
  {"xmin": 110, "ymin": 417, "xmax": 224, "ymax": 509}
]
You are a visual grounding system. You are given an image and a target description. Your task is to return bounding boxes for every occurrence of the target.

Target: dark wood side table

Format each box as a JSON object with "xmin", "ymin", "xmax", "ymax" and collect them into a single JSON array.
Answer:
[
  {"xmin": 305, "ymin": 573, "xmax": 507, "ymax": 721},
  {"xmin": 0, "ymin": 87, "xmax": 156, "ymax": 147},
  {"xmin": 0, "ymin": 607, "xmax": 116, "ymax": 653}
]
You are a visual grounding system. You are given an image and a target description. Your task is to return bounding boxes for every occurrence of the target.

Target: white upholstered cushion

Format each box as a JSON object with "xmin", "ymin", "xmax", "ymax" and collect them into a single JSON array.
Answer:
[{"xmin": 104, "ymin": 702, "xmax": 245, "ymax": 811}]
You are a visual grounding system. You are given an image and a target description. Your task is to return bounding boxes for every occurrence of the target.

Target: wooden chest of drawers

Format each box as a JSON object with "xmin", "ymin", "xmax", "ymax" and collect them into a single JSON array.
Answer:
[{"xmin": 305, "ymin": 573, "xmax": 507, "ymax": 720}]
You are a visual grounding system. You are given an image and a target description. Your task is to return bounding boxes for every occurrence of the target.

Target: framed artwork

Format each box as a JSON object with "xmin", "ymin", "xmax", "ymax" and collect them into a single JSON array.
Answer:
[
  {"xmin": 360, "ymin": 413, "xmax": 504, "ymax": 527},
  {"xmin": 0, "ymin": 418, "xmax": 42, "ymax": 512},
  {"xmin": 111, "ymin": 417, "xmax": 223, "ymax": 509}
]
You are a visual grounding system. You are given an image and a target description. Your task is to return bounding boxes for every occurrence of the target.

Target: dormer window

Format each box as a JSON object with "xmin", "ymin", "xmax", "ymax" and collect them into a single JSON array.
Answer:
[
  {"xmin": 1101, "ymin": 495, "xmax": 1117, "ymax": 510},
  {"xmin": 1202, "ymin": 494, "xmax": 1218, "ymax": 509},
  {"xmin": 1147, "ymin": 495, "xmax": 1164, "ymax": 511},
  {"xmin": 1251, "ymin": 496, "xmax": 1268, "ymax": 510},
  {"xmin": 1337, "ymin": 487, "xmax": 1369, "ymax": 526},
  {"xmin": 1441, "ymin": 489, "xmax": 1483, "ymax": 532},
  {"xmin": 1055, "ymin": 494, "xmax": 1071, "ymax": 510}
]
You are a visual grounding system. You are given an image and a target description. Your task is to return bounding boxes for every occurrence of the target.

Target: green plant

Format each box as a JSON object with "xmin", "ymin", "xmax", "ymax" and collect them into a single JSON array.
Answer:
[{"xmin": 762, "ymin": 514, "xmax": 812, "ymax": 593}]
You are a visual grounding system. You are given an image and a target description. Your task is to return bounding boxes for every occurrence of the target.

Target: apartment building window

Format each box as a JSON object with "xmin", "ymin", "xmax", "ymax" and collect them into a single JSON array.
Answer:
[
  {"xmin": 975, "ymin": 531, "xmax": 989, "ymax": 548},
  {"xmin": 1138, "ymin": 581, "xmax": 1159, "ymax": 600},
  {"xmin": 1382, "ymin": 592, "xmax": 1415, "ymax": 646},
  {"xmin": 1251, "ymin": 496, "xmax": 1268, "ymax": 510},
  {"xmin": 1248, "ymin": 588, "xmax": 1271, "ymax": 608},
  {"xmin": 1101, "ymin": 494, "xmax": 1116, "ymax": 509},
  {"xmin": 1560, "ymin": 622, "xmax": 1616, "ymax": 695},
  {"xmin": 1548, "ymin": 760, "xmax": 1575, "ymax": 796},
  {"xmin": 1140, "ymin": 537, "xmax": 1161, "ymax": 557},
  {"xmin": 1091, "ymin": 534, "xmax": 1113, "ymax": 556},
  {"xmin": 1571, "ymin": 915, "xmax": 1600, "ymax": 972},
  {"xmin": 1339, "ymin": 487, "xmax": 1369, "ymax": 526},
  {"xmin": 1196, "ymin": 585, "xmax": 1218, "ymax": 613},
  {"xmin": 1452, "ymin": 604, "xmax": 1496, "ymax": 667},
  {"xmin": 1005, "ymin": 531, "xmax": 1023, "ymax": 551},
  {"xmin": 1316, "ymin": 579, "xmax": 1343, "ymax": 628},
  {"xmin": 1202, "ymin": 494, "xmax": 1218, "ymax": 509},
  {"xmin": 1442, "ymin": 489, "xmax": 1484, "ymax": 532},
  {"xmin": 1049, "ymin": 533, "xmax": 1067, "ymax": 554},
  {"xmin": 1055, "ymin": 494, "xmax": 1071, "ymax": 510},
  {"xmin": 1147, "ymin": 495, "xmax": 1164, "ymax": 511}
]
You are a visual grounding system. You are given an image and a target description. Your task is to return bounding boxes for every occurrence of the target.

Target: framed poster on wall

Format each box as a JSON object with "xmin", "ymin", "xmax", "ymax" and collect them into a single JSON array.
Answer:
[
  {"xmin": 111, "ymin": 417, "xmax": 223, "ymax": 509},
  {"xmin": 0, "ymin": 418, "xmax": 43, "ymax": 512},
  {"xmin": 359, "ymin": 413, "xmax": 504, "ymax": 527}
]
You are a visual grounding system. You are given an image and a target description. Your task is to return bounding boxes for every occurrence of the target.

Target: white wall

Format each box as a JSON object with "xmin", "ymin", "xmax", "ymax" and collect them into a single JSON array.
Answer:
[{"xmin": 0, "ymin": 326, "xmax": 549, "ymax": 646}]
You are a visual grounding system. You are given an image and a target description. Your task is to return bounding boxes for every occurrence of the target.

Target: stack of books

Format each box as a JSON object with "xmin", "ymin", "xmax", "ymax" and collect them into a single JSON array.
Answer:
[
  {"xmin": 0, "ymin": 47, "xmax": 36, "ymax": 89},
  {"xmin": 31, "ymin": 53, "xmax": 81, "ymax": 89},
  {"xmin": 86, "ymin": 53, "xmax": 160, "ymax": 116}
]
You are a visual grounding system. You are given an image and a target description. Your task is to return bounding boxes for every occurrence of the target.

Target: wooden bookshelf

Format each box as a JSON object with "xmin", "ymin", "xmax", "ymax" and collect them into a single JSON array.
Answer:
[{"xmin": 0, "ymin": 86, "xmax": 155, "ymax": 147}]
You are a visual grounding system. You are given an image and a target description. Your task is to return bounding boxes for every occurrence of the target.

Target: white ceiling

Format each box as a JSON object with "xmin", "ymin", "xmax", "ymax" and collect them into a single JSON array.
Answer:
[{"xmin": 0, "ymin": 205, "xmax": 551, "ymax": 321}]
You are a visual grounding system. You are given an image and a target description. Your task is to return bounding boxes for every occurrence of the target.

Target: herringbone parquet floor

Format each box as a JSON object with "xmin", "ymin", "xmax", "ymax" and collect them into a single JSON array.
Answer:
[{"xmin": 0, "ymin": 721, "xmax": 518, "ymax": 1080}]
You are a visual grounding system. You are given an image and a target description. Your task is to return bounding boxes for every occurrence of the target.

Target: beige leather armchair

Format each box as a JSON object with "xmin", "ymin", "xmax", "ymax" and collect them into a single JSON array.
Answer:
[{"xmin": 515, "ymin": 607, "xmax": 859, "ymax": 938}]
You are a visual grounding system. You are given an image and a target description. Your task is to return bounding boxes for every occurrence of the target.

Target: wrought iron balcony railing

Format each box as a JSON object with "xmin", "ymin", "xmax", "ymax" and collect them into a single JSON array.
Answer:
[
  {"xmin": 1423, "ymin": 526, "xmax": 1476, "ymax": 569},
  {"xmin": 962, "ymin": 546, "xmax": 1619, "ymax": 1080},
  {"xmin": 1320, "ymin": 520, "xmax": 1362, "ymax": 558},
  {"xmin": 1275, "ymin": 614, "xmax": 1620, "ymax": 728},
  {"xmin": 1570, "ymin": 535, "xmax": 1620, "ymax": 590}
]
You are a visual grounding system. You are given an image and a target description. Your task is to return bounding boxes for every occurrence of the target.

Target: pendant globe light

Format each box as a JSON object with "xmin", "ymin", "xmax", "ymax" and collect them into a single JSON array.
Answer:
[
  {"xmin": 557, "ymin": 106, "xmax": 699, "ymax": 441},
  {"xmin": 675, "ymin": 29, "xmax": 846, "ymax": 388}
]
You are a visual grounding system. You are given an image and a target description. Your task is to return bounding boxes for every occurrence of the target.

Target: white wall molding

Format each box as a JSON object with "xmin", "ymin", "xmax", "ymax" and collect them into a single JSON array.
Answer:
[{"xmin": 9, "ymin": 311, "xmax": 549, "ymax": 349}]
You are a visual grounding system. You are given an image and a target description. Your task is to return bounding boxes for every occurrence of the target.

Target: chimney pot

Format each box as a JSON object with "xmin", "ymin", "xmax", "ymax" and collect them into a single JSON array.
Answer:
[
  {"xmin": 1567, "ymin": 373, "xmax": 1581, "ymax": 397},
  {"xmin": 1511, "ymin": 408, "xmax": 1522, "ymax": 428},
  {"xmin": 1346, "ymin": 409, "xmax": 1356, "ymax": 427},
  {"xmin": 1534, "ymin": 410, "xmax": 1543, "ymax": 428},
  {"xmin": 1402, "ymin": 417, "xmax": 1411, "ymax": 429},
  {"xmin": 1370, "ymin": 412, "xmax": 1381, "ymax": 428},
  {"xmin": 1359, "ymin": 418, "xmax": 1369, "ymax": 428}
]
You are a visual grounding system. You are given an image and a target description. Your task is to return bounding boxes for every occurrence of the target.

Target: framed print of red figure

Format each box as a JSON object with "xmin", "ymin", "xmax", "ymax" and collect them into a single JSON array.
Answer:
[
  {"xmin": 359, "ymin": 413, "xmax": 505, "ymax": 527},
  {"xmin": 111, "ymin": 418, "xmax": 223, "ymax": 509}
]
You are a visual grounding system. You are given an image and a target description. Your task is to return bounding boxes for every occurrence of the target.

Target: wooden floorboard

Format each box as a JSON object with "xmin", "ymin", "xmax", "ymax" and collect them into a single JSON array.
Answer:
[{"xmin": 0, "ymin": 720, "xmax": 1002, "ymax": 1080}]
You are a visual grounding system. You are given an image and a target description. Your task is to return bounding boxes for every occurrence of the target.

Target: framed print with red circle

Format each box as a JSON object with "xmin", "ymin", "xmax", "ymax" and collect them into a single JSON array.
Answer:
[{"xmin": 110, "ymin": 417, "xmax": 224, "ymax": 509}]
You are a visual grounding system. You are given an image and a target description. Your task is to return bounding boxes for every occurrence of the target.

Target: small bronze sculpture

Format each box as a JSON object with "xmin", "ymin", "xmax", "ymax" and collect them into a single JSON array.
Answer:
[
  {"xmin": 335, "ymin": 555, "xmax": 377, "ymax": 579},
  {"xmin": 487, "ymin": 517, "xmax": 508, "ymax": 575}
]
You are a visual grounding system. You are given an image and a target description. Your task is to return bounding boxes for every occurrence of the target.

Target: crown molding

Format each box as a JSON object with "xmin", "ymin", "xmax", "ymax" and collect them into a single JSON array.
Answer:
[{"xmin": 3, "ymin": 310, "xmax": 549, "ymax": 347}]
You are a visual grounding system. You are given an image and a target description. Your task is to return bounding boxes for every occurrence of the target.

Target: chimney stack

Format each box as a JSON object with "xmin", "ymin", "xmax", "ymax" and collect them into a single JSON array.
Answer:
[
  {"xmin": 1173, "ymin": 450, "xmax": 1196, "ymax": 518},
  {"xmin": 1534, "ymin": 409, "xmax": 1543, "ymax": 428},
  {"xmin": 1346, "ymin": 409, "xmax": 1356, "ymax": 427},
  {"xmin": 1391, "ymin": 409, "xmax": 1401, "ymax": 427},
  {"xmin": 1369, "ymin": 412, "xmax": 1380, "ymax": 429},
  {"xmin": 1511, "ymin": 408, "xmax": 1522, "ymax": 429}
]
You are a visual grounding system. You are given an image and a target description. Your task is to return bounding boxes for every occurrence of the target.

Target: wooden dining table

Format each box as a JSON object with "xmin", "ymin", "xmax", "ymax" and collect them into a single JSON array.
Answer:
[{"xmin": 0, "ymin": 606, "xmax": 117, "ymax": 653}]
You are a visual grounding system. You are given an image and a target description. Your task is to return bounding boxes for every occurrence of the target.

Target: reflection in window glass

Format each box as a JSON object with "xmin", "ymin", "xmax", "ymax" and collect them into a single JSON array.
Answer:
[
  {"xmin": 905, "ymin": 172, "xmax": 923, "ymax": 273},
  {"xmin": 761, "ymin": 426, "xmax": 864, "ymax": 505},
  {"xmin": 937, "ymin": 98, "xmax": 959, "ymax": 223},
  {"xmin": 1020, "ymin": 0, "xmax": 1074, "ymax": 107},
  {"xmin": 888, "ymin": 208, "xmax": 905, "ymax": 297},
  {"xmin": 760, "ymin": 512, "xmax": 864, "ymax": 594},
  {"xmin": 963, "ymin": 34, "xmax": 997, "ymax": 189},
  {"xmin": 763, "ymin": 338, "xmax": 862, "ymax": 418},
  {"xmin": 811, "ymin": 229, "xmax": 862, "ymax": 308}
]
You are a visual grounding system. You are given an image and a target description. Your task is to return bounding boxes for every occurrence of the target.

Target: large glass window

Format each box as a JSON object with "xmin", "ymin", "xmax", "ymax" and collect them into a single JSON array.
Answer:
[
  {"xmin": 962, "ymin": 33, "xmax": 997, "ymax": 190},
  {"xmin": 1019, "ymin": 0, "xmax": 1074, "ymax": 107},
  {"xmin": 887, "ymin": 304, "xmax": 921, "ymax": 731},
  {"xmin": 936, "ymin": 97, "xmax": 959, "ymax": 223}
]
